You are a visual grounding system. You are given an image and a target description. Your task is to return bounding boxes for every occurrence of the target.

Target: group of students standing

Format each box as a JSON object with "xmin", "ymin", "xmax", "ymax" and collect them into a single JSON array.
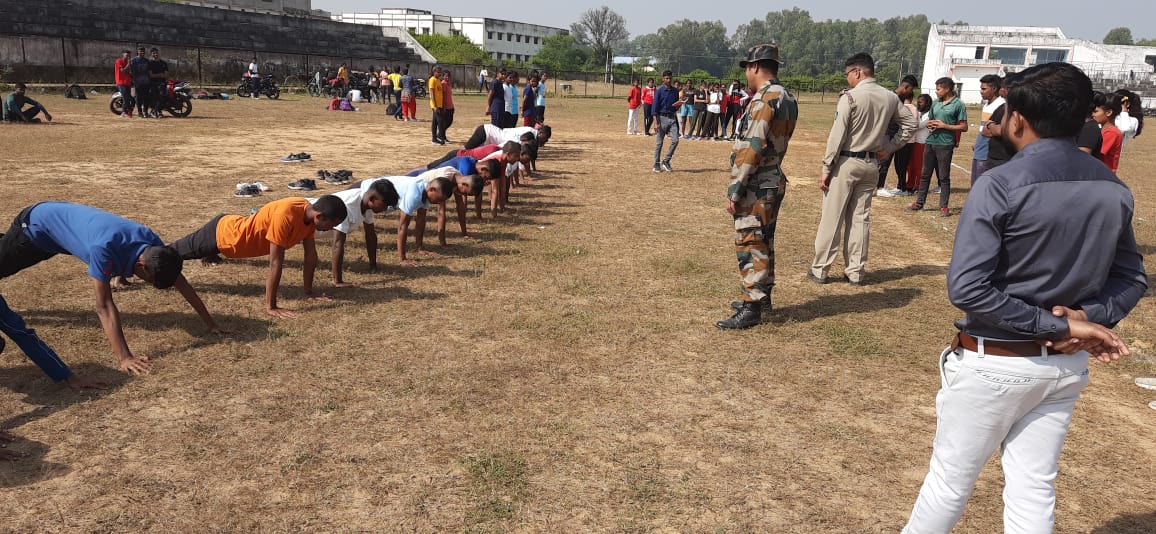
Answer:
[
  {"xmin": 112, "ymin": 47, "xmax": 170, "ymax": 119},
  {"xmin": 628, "ymin": 77, "xmax": 752, "ymax": 140},
  {"xmin": 485, "ymin": 67, "xmax": 548, "ymax": 128}
]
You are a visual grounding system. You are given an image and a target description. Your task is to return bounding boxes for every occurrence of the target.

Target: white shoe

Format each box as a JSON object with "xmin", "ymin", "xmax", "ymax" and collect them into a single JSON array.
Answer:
[
  {"xmin": 235, "ymin": 182, "xmax": 252, "ymax": 190},
  {"xmin": 1150, "ymin": 400, "xmax": 1156, "ymax": 411},
  {"xmin": 252, "ymin": 181, "xmax": 271, "ymax": 192},
  {"xmin": 876, "ymin": 188, "xmax": 897, "ymax": 198},
  {"xmin": 1136, "ymin": 377, "xmax": 1156, "ymax": 390}
]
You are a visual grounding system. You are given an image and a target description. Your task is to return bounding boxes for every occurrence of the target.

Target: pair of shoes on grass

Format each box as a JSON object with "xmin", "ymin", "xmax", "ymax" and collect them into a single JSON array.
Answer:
[
  {"xmin": 233, "ymin": 181, "xmax": 270, "ymax": 197},
  {"xmin": 316, "ymin": 169, "xmax": 352, "ymax": 185},
  {"xmin": 281, "ymin": 152, "xmax": 311, "ymax": 163}
]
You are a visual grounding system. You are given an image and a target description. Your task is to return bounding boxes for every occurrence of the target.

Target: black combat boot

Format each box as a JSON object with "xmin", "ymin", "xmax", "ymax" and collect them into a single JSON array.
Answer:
[{"xmin": 716, "ymin": 301, "xmax": 763, "ymax": 330}]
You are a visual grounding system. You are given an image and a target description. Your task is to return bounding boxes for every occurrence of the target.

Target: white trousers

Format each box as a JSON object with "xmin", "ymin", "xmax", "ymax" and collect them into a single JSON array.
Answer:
[
  {"xmin": 903, "ymin": 343, "xmax": 1089, "ymax": 534},
  {"xmin": 627, "ymin": 107, "xmax": 640, "ymax": 134}
]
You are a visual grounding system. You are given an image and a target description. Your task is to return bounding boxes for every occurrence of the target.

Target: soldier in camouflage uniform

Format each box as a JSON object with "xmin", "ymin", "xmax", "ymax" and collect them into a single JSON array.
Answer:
[{"xmin": 717, "ymin": 45, "xmax": 799, "ymax": 330}]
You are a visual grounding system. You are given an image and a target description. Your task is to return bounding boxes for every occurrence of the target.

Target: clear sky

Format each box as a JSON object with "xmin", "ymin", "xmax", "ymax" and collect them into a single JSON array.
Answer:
[{"xmin": 315, "ymin": 1, "xmax": 1156, "ymax": 43}]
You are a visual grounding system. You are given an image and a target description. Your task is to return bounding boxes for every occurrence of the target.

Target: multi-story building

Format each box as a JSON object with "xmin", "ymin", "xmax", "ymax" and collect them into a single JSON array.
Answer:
[
  {"xmin": 332, "ymin": 8, "xmax": 568, "ymax": 64},
  {"xmin": 922, "ymin": 25, "xmax": 1156, "ymax": 104}
]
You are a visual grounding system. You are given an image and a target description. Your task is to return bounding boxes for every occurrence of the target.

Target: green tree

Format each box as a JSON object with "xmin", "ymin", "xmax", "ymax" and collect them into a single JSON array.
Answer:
[
  {"xmin": 641, "ymin": 19, "xmax": 734, "ymax": 77},
  {"xmin": 570, "ymin": 6, "xmax": 630, "ymax": 72},
  {"xmin": 412, "ymin": 34, "xmax": 488, "ymax": 65},
  {"xmin": 1138, "ymin": 37, "xmax": 1156, "ymax": 46},
  {"xmin": 531, "ymin": 35, "xmax": 591, "ymax": 72},
  {"xmin": 1103, "ymin": 27, "xmax": 1135, "ymax": 45}
]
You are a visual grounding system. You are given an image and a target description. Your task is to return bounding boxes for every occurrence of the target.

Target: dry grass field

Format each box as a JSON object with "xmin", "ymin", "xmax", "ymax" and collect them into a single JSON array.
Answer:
[{"xmin": 0, "ymin": 90, "xmax": 1153, "ymax": 533}]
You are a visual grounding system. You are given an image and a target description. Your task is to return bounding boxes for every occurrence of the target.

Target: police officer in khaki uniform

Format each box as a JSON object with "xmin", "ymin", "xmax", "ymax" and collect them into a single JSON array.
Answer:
[
  {"xmin": 717, "ymin": 45, "xmax": 798, "ymax": 330},
  {"xmin": 809, "ymin": 53, "xmax": 916, "ymax": 286}
]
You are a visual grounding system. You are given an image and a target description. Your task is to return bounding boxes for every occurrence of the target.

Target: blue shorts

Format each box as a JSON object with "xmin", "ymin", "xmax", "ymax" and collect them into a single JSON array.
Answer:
[{"xmin": 679, "ymin": 105, "xmax": 695, "ymax": 118}]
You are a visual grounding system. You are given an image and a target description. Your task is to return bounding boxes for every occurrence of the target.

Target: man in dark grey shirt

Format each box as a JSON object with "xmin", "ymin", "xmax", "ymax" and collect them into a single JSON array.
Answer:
[{"xmin": 903, "ymin": 62, "xmax": 1146, "ymax": 534}]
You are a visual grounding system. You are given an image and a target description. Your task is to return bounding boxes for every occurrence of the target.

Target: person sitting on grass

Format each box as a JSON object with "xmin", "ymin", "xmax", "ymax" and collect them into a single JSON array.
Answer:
[
  {"xmin": 462, "ymin": 123, "xmax": 551, "ymax": 150},
  {"xmin": 169, "ymin": 196, "xmax": 347, "ymax": 318},
  {"xmin": 382, "ymin": 175, "xmax": 453, "ymax": 266},
  {"xmin": 0, "ymin": 202, "xmax": 223, "ymax": 375},
  {"xmin": 2, "ymin": 83, "xmax": 52, "ymax": 123},
  {"xmin": 0, "ymin": 293, "xmax": 109, "ymax": 390},
  {"xmin": 311, "ymin": 179, "xmax": 400, "ymax": 287}
]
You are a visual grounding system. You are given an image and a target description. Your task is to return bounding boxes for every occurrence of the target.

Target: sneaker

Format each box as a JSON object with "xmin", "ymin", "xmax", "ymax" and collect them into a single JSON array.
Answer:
[
  {"xmin": 252, "ymin": 181, "xmax": 271, "ymax": 192},
  {"xmin": 939, "ymin": 208, "xmax": 952, "ymax": 217},
  {"xmin": 1135, "ymin": 377, "xmax": 1156, "ymax": 390},
  {"xmin": 326, "ymin": 174, "xmax": 349, "ymax": 185},
  {"xmin": 233, "ymin": 185, "xmax": 260, "ymax": 197},
  {"xmin": 876, "ymin": 188, "xmax": 897, "ymax": 198},
  {"xmin": 897, "ymin": 190, "xmax": 913, "ymax": 196},
  {"xmin": 907, "ymin": 202, "xmax": 924, "ymax": 211},
  {"xmin": 281, "ymin": 152, "xmax": 312, "ymax": 163},
  {"xmin": 120, "ymin": 112, "xmax": 130, "ymax": 119},
  {"xmin": 662, "ymin": 163, "xmax": 673, "ymax": 172},
  {"xmin": 287, "ymin": 178, "xmax": 317, "ymax": 191},
  {"xmin": 1150, "ymin": 400, "xmax": 1156, "ymax": 411},
  {"xmin": 235, "ymin": 182, "xmax": 252, "ymax": 190},
  {"xmin": 930, "ymin": 187, "xmax": 941, "ymax": 194},
  {"xmin": 652, "ymin": 165, "xmax": 661, "ymax": 173}
]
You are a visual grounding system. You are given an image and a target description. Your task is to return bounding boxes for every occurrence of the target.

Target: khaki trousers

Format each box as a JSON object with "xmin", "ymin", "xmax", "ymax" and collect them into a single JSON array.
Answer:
[{"xmin": 810, "ymin": 157, "xmax": 877, "ymax": 282}]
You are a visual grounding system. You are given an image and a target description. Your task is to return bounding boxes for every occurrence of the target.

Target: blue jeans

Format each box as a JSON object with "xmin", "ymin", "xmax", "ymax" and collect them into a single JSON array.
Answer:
[{"xmin": 0, "ymin": 294, "xmax": 71, "ymax": 382}]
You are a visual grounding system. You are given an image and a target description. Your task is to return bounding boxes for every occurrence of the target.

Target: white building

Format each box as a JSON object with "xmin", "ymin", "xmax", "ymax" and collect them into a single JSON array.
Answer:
[
  {"xmin": 922, "ymin": 25, "xmax": 1156, "ymax": 104},
  {"xmin": 332, "ymin": 8, "xmax": 568, "ymax": 64}
]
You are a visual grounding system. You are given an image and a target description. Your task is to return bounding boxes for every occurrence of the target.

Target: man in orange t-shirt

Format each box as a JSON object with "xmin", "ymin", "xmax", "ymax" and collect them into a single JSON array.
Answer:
[
  {"xmin": 170, "ymin": 196, "xmax": 347, "ymax": 317},
  {"xmin": 114, "ymin": 50, "xmax": 134, "ymax": 118}
]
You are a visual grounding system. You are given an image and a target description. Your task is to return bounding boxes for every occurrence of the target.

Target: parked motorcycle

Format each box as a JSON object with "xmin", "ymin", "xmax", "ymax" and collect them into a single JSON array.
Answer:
[
  {"xmin": 109, "ymin": 80, "xmax": 192, "ymax": 117},
  {"xmin": 237, "ymin": 74, "xmax": 281, "ymax": 99}
]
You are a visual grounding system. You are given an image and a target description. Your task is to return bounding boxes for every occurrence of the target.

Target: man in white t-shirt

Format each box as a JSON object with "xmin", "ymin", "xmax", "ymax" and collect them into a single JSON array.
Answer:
[
  {"xmin": 478, "ymin": 68, "xmax": 489, "ymax": 92},
  {"xmin": 463, "ymin": 123, "xmax": 551, "ymax": 150},
  {"xmin": 310, "ymin": 178, "xmax": 399, "ymax": 286},
  {"xmin": 248, "ymin": 58, "xmax": 260, "ymax": 100},
  {"xmin": 971, "ymin": 74, "xmax": 1005, "ymax": 183},
  {"xmin": 347, "ymin": 88, "xmax": 363, "ymax": 103}
]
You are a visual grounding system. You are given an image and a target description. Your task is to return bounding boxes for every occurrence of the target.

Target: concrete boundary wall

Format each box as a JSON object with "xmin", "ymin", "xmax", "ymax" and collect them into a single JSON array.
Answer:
[{"xmin": 0, "ymin": 0, "xmax": 429, "ymax": 86}]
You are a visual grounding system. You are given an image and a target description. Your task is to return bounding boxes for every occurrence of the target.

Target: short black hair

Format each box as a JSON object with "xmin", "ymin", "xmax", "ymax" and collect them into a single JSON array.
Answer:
[
  {"xmin": 428, "ymin": 177, "xmax": 453, "ymax": 197},
  {"xmin": 662, "ymin": 70, "xmax": 673, "ymax": 77},
  {"xmin": 935, "ymin": 77, "xmax": 955, "ymax": 91},
  {"xmin": 900, "ymin": 74, "xmax": 918, "ymax": 87},
  {"xmin": 1093, "ymin": 91, "xmax": 1122, "ymax": 118},
  {"xmin": 14, "ymin": 82, "xmax": 26, "ymax": 90},
  {"xmin": 142, "ymin": 245, "xmax": 183, "ymax": 289},
  {"xmin": 482, "ymin": 159, "xmax": 501, "ymax": 180},
  {"xmin": 845, "ymin": 53, "xmax": 875, "ymax": 74},
  {"xmin": 1003, "ymin": 62, "xmax": 1092, "ymax": 138},
  {"xmin": 311, "ymin": 195, "xmax": 349, "ymax": 223},
  {"xmin": 979, "ymin": 74, "xmax": 1001, "ymax": 89},
  {"xmin": 537, "ymin": 125, "xmax": 552, "ymax": 144},
  {"xmin": 522, "ymin": 140, "xmax": 539, "ymax": 162},
  {"xmin": 150, "ymin": 47, "xmax": 159, "ymax": 53},
  {"xmin": 462, "ymin": 174, "xmax": 483, "ymax": 196},
  {"xmin": 369, "ymin": 179, "xmax": 400, "ymax": 208},
  {"xmin": 501, "ymin": 140, "xmax": 522, "ymax": 155}
]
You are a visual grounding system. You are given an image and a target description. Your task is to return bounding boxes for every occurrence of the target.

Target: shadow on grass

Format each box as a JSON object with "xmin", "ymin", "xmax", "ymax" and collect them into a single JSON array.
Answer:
[
  {"xmin": 771, "ymin": 287, "xmax": 923, "ymax": 324},
  {"xmin": 1090, "ymin": 511, "xmax": 1156, "ymax": 534},
  {"xmin": 865, "ymin": 264, "xmax": 949, "ymax": 284},
  {"xmin": 22, "ymin": 310, "xmax": 274, "ymax": 344},
  {"xmin": 0, "ymin": 362, "xmax": 127, "ymax": 487}
]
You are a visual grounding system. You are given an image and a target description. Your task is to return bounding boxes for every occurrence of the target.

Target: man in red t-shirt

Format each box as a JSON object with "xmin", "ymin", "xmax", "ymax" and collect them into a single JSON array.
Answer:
[
  {"xmin": 627, "ymin": 79, "xmax": 642, "ymax": 135},
  {"xmin": 113, "ymin": 50, "xmax": 134, "ymax": 118},
  {"xmin": 641, "ymin": 78, "xmax": 656, "ymax": 135}
]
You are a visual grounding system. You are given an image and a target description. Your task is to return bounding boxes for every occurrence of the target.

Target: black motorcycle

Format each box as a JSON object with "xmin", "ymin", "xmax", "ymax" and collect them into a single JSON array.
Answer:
[
  {"xmin": 110, "ymin": 80, "xmax": 192, "ymax": 117},
  {"xmin": 237, "ymin": 74, "xmax": 281, "ymax": 99}
]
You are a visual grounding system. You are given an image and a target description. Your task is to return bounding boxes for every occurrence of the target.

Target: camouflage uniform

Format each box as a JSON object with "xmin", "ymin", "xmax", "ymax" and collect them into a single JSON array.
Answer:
[{"xmin": 728, "ymin": 78, "xmax": 798, "ymax": 304}]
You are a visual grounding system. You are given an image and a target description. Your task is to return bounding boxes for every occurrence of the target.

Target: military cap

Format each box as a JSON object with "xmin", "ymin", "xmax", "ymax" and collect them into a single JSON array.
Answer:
[{"xmin": 739, "ymin": 44, "xmax": 784, "ymax": 67}]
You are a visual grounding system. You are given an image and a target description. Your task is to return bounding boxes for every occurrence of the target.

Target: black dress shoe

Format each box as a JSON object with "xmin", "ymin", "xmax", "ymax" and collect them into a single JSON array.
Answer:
[
  {"xmin": 716, "ymin": 301, "xmax": 763, "ymax": 330},
  {"xmin": 806, "ymin": 271, "xmax": 828, "ymax": 284}
]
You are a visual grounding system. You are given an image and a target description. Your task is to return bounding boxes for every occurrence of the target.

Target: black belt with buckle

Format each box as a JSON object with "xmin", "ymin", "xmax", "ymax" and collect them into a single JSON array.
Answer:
[{"xmin": 839, "ymin": 150, "xmax": 877, "ymax": 159}]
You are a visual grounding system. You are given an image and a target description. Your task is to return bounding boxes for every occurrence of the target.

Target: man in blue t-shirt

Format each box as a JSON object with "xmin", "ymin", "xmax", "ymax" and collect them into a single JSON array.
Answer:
[
  {"xmin": 129, "ymin": 47, "xmax": 153, "ymax": 118},
  {"xmin": 0, "ymin": 202, "xmax": 224, "ymax": 376}
]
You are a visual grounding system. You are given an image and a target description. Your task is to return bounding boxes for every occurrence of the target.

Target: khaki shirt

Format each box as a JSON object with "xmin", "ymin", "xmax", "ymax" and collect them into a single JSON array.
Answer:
[
  {"xmin": 821, "ymin": 78, "xmax": 916, "ymax": 174},
  {"xmin": 727, "ymin": 79, "xmax": 799, "ymax": 202}
]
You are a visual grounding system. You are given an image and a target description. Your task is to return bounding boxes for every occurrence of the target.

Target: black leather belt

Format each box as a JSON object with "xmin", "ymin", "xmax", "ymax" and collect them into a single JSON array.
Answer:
[{"xmin": 839, "ymin": 150, "xmax": 877, "ymax": 159}]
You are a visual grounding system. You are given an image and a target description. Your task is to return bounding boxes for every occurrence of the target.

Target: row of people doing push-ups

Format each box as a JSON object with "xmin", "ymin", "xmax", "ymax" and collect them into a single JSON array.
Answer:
[{"xmin": 0, "ymin": 122, "xmax": 552, "ymax": 390}]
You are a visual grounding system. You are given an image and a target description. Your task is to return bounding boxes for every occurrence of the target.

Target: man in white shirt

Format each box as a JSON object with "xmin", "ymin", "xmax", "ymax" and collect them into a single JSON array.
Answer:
[
  {"xmin": 310, "ymin": 179, "xmax": 399, "ymax": 286},
  {"xmin": 248, "ymin": 58, "xmax": 259, "ymax": 100},
  {"xmin": 463, "ymin": 124, "xmax": 551, "ymax": 150},
  {"xmin": 971, "ymin": 74, "xmax": 1005, "ymax": 182}
]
